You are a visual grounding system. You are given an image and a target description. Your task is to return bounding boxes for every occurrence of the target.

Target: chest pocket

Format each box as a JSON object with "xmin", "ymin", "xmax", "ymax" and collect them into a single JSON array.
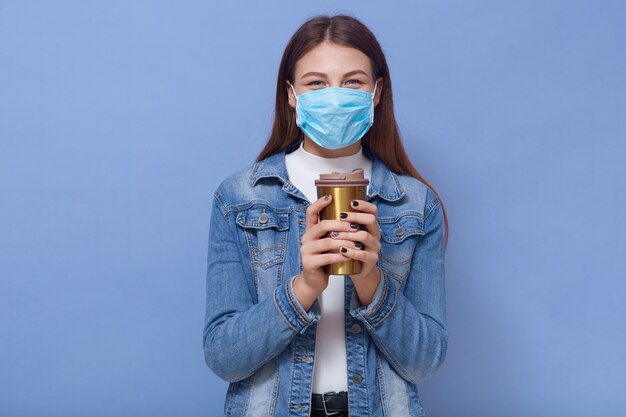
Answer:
[
  {"xmin": 235, "ymin": 204, "xmax": 290, "ymax": 270},
  {"xmin": 378, "ymin": 213, "xmax": 424, "ymax": 284}
]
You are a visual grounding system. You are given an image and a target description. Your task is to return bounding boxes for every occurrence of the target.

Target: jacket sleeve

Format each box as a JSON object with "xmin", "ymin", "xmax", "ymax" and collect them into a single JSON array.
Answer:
[
  {"xmin": 203, "ymin": 191, "xmax": 320, "ymax": 383},
  {"xmin": 349, "ymin": 190, "xmax": 448, "ymax": 384}
]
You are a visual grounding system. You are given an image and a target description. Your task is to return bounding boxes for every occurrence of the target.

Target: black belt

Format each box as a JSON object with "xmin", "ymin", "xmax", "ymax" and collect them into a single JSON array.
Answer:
[{"xmin": 311, "ymin": 391, "xmax": 348, "ymax": 415}]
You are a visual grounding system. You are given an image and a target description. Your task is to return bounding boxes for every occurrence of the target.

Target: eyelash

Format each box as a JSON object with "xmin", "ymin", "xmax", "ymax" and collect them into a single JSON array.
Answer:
[{"xmin": 307, "ymin": 79, "xmax": 364, "ymax": 86}]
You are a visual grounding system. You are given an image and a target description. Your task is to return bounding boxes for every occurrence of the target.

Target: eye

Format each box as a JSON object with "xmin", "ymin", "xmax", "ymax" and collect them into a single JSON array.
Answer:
[
  {"xmin": 345, "ymin": 79, "xmax": 364, "ymax": 87},
  {"xmin": 307, "ymin": 80, "xmax": 326, "ymax": 88}
]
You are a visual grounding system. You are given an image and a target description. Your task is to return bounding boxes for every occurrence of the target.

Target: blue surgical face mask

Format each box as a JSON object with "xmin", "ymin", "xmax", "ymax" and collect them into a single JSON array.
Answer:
[{"xmin": 290, "ymin": 81, "xmax": 378, "ymax": 150}]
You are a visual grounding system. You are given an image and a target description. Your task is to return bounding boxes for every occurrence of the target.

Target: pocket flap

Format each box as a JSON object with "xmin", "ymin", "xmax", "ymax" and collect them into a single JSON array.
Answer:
[
  {"xmin": 235, "ymin": 205, "xmax": 289, "ymax": 231},
  {"xmin": 379, "ymin": 213, "xmax": 423, "ymax": 243}
]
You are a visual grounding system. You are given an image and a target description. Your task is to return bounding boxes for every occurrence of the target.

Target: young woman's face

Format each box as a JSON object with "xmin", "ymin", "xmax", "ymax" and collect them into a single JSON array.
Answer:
[{"xmin": 287, "ymin": 41, "xmax": 383, "ymax": 108}]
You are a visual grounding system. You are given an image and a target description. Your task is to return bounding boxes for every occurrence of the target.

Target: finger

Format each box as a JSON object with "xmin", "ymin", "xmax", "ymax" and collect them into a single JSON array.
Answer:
[
  {"xmin": 305, "ymin": 194, "xmax": 332, "ymax": 230},
  {"xmin": 303, "ymin": 237, "xmax": 363, "ymax": 256},
  {"xmin": 338, "ymin": 246, "xmax": 379, "ymax": 264},
  {"xmin": 306, "ymin": 218, "xmax": 360, "ymax": 241},
  {"xmin": 348, "ymin": 200, "xmax": 380, "ymax": 237},
  {"xmin": 338, "ymin": 211, "xmax": 380, "ymax": 238},
  {"xmin": 339, "ymin": 212, "xmax": 376, "ymax": 226},
  {"xmin": 328, "ymin": 230, "xmax": 381, "ymax": 251},
  {"xmin": 349, "ymin": 199, "xmax": 378, "ymax": 216}
]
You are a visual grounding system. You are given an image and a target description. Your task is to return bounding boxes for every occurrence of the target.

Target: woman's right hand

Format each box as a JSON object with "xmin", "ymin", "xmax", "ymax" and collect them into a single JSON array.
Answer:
[{"xmin": 293, "ymin": 194, "xmax": 360, "ymax": 310}]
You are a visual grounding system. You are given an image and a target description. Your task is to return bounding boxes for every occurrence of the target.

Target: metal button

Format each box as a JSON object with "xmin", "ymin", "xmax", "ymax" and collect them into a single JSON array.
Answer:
[
  {"xmin": 258, "ymin": 210, "xmax": 269, "ymax": 224},
  {"xmin": 352, "ymin": 374, "xmax": 362, "ymax": 384},
  {"xmin": 351, "ymin": 324, "xmax": 362, "ymax": 333},
  {"xmin": 395, "ymin": 224, "xmax": 404, "ymax": 236}
]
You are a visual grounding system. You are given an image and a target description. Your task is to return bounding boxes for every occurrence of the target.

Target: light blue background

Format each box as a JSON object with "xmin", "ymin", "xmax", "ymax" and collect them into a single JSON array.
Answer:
[{"xmin": 1, "ymin": 1, "xmax": 625, "ymax": 416}]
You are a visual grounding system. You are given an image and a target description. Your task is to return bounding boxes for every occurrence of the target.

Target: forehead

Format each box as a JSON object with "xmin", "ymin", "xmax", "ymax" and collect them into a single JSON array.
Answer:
[{"xmin": 294, "ymin": 41, "xmax": 373, "ymax": 77}]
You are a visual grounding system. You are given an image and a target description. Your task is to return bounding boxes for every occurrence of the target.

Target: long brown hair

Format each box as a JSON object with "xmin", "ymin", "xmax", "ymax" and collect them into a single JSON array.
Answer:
[{"xmin": 256, "ymin": 14, "xmax": 448, "ymax": 248}]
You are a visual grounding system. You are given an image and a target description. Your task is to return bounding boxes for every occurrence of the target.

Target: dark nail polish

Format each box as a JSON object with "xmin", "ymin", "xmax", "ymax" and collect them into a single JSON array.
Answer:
[
  {"xmin": 350, "ymin": 223, "xmax": 359, "ymax": 229},
  {"xmin": 340, "ymin": 212, "xmax": 348, "ymax": 219},
  {"xmin": 340, "ymin": 247, "xmax": 348, "ymax": 253},
  {"xmin": 354, "ymin": 242, "xmax": 363, "ymax": 249},
  {"xmin": 324, "ymin": 194, "xmax": 331, "ymax": 201},
  {"xmin": 352, "ymin": 200, "xmax": 359, "ymax": 206}
]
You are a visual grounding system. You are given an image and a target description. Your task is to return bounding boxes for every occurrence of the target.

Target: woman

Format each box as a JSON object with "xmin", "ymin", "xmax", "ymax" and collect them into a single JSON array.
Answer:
[{"xmin": 204, "ymin": 14, "xmax": 448, "ymax": 417}]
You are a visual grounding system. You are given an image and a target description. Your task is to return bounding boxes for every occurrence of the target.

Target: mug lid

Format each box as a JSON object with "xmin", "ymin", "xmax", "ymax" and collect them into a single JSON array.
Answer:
[{"xmin": 315, "ymin": 168, "xmax": 369, "ymax": 186}]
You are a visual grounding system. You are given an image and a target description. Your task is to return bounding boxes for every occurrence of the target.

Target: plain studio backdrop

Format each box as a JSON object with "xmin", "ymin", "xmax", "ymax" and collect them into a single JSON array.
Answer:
[{"xmin": 1, "ymin": 1, "xmax": 625, "ymax": 416}]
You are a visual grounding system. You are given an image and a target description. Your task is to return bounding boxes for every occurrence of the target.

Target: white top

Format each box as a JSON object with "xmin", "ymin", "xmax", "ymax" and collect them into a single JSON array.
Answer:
[{"xmin": 284, "ymin": 141, "xmax": 373, "ymax": 394}]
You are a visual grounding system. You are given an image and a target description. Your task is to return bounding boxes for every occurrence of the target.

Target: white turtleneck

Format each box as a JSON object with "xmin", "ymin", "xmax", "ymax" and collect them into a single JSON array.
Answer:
[{"xmin": 284, "ymin": 141, "xmax": 373, "ymax": 394}]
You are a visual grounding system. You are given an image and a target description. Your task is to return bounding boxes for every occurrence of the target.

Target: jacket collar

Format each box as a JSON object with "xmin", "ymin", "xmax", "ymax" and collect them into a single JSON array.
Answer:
[{"xmin": 249, "ymin": 149, "xmax": 405, "ymax": 202}]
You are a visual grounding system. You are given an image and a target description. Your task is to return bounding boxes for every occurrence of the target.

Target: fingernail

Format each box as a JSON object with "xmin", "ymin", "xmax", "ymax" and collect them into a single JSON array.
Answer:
[
  {"xmin": 330, "ymin": 231, "xmax": 339, "ymax": 237},
  {"xmin": 351, "ymin": 200, "xmax": 359, "ymax": 206},
  {"xmin": 340, "ymin": 247, "xmax": 348, "ymax": 253},
  {"xmin": 350, "ymin": 223, "xmax": 359, "ymax": 229},
  {"xmin": 324, "ymin": 194, "xmax": 331, "ymax": 201},
  {"xmin": 354, "ymin": 242, "xmax": 363, "ymax": 249},
  {"xmin": 340, "ymin": 212, "xmax": 348, "ymax": 219}
]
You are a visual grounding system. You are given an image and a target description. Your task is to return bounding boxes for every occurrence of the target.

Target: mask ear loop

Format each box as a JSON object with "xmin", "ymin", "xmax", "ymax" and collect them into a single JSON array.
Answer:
[
  {"xmin": 289, "ymin": 83, "xmax": 300, "ymax": 127},
  {"xmin": 289, "ymin": 83, "xmax": 298, "ymax": 109},
  {"xmin": 370, "ymin": 80, "xmax": 378, "ymax": 124}
]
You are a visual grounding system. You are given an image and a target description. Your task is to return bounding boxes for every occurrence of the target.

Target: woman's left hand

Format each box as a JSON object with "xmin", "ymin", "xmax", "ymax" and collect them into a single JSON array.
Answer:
[{"xmin": 331, "ymin": 199, "xmax": 382, "ymax": 305}]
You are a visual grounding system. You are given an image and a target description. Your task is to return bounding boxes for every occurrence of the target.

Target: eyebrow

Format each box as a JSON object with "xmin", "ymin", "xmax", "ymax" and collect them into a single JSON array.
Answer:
[{"xmin": 300, "ymin": 69, "xmax": 369, "ymax": 79}]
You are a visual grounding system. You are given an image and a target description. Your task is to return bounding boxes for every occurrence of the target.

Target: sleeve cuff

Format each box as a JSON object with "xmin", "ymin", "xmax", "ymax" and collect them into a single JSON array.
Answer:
[
  {"xmin": 350, "ymin": 269, "xmax": 397, "ymax": 327},
  {"xmin": 274, "ymin": 274, "xmax": 321, "ymax": 334}
]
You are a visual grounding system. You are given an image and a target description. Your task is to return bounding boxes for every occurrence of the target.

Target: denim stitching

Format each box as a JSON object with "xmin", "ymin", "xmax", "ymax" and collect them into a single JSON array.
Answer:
[
  {"xmin": 364, "ymin": 271, "xmax": 389, "ymax": 320},
  {"xmin": 268, "ymin": 361, "xmax": 280, "ymax": 417},
  {"xmin": 273, "ymin": 287, "xmax": 298, "ymax": 332},
  {"xmin": 424, "ymin": 196, "xmax": 441, "ymax": 220},
  {"xmin": 285, "ymin": 276, "xmax": 310, "ymax": 326},
  {"xmin": 380, "ymin": 254, "xmax": 412, "ymax": 266},
  {"xmin": 213, "ymin": 192, "xmax": 228, "ymax": 220},
  {"xmin": 375, "ymin": 352, "xmax": 388, "ymax": 414},
  {"xmin": 373, "ymin": 288, "xmax": 397, "ymax": 327},
  {"xmin": 224, "ymin": 200, "xmax": 296, "ymax": 215}
]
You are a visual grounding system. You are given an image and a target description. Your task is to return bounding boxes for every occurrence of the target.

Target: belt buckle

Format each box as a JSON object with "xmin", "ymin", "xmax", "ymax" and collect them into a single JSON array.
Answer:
[{"xmin": 321, "ymin": 391, "xmax": 340, "ymax": 416}]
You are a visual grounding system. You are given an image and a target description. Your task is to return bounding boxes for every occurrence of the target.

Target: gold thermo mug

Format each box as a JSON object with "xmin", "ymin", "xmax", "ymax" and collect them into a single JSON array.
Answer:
[{"xmin": 315, "ymin": 168, "xmax": 369, "ymax": 275}]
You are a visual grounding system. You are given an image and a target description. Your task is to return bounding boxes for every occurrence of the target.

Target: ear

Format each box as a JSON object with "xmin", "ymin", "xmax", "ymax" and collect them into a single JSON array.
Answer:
[
  {"xmin": 286, "ymin": 81, "xmax": 296, "ymax": 109},
  {"xmin": 373, "ymin": 77, "xmax": 384, "ymax": 107}
]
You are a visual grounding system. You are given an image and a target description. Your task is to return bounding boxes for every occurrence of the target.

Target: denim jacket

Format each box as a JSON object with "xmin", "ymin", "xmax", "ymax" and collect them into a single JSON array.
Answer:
[{"xmin": 203, "ymin": 149, "xmax": 447, "ymax": 417}]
